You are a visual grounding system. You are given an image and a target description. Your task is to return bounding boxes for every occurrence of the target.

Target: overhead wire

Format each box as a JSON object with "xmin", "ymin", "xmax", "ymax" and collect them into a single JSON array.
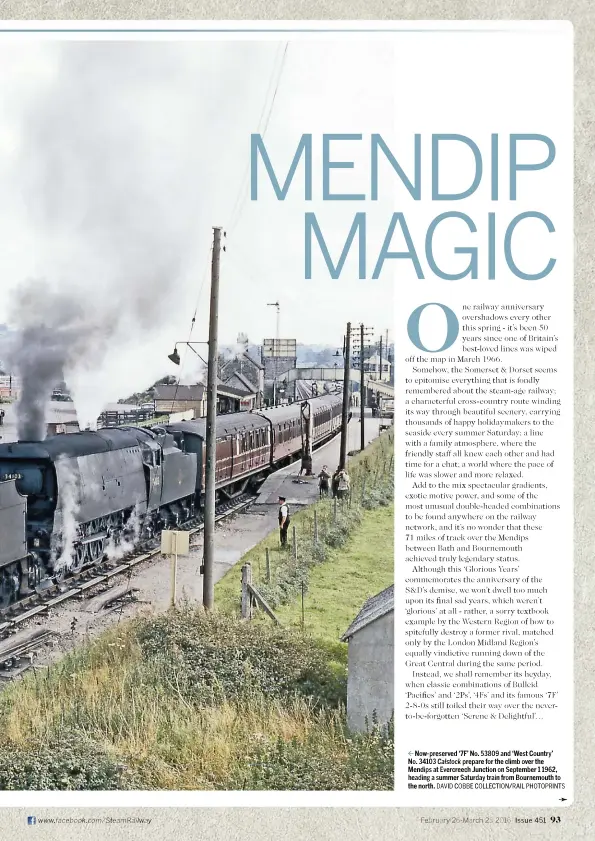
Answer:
[
  {"xmin": 226, "ymin": 41, "xmax": 289, "ymax": 237},
  {"xmin": 167, "ymin": 42, "xmax": 289, "ymax": 417},
  {"xmin": 167, "ymin": 246, "xmax": 212, "ymax": 415}
]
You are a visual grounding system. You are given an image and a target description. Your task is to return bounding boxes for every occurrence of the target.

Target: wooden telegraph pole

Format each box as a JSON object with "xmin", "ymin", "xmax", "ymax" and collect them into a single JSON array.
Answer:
[
  {"xmin": 360, "ymin": 323, "xmax": 365, "ymax": 452},
  {"xmin": 339, "ymin": 322, "xmax": 351, "ymax": 470},
  {"xmin": 202, "ymin": 226, "xmax": 222, "ymax": 610}
]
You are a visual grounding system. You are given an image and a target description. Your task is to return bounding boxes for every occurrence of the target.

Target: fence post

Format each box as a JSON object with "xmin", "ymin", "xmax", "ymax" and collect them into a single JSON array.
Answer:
[
  {"xmin": 292, "ymin": 525, "xmax": 298, "ymax": 563},
  {"xmin": 241, "ymin": 564, "xmax": 252, "ymax": 620},
  {"xmin": 361, "ymin": 476, "xmax": 367, "ymax": 505},
  {"xmin": 265, "ymin": 548, "xmax": 271, "ymax": 583},
  {"xmin": 301, "ymin": 581, "xmax": 305, "ymax": 633},
  {"xmin": 333, "ymin": 497, "xmax": 338, "ymax": 523},
  {"xmin": 313, "ymin": 509, "xmax": 318, "ymax": 545}
]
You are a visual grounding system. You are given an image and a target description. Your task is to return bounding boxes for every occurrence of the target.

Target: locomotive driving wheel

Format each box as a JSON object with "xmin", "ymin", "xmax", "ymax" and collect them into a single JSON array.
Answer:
[
  {"xmin": 0, "ymin": 564, "xmax": 18, "ymax": 609},
  {"xmin": 87, "ymin": 537, "xmax": 105, "ymax": 564},
  {"xmin": 70, "ymin": 544, "xmax": 86, "ymax": 574},
  {"xmin": 0, "ymin": 577, "xmax": 12, "ymax": 609}
]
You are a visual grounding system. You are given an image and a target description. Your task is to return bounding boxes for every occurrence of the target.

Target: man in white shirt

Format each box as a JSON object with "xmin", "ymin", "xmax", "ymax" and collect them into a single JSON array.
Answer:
[{"xmin": 278, "ymin": 495, "xmax": 290, "ymax": 547}]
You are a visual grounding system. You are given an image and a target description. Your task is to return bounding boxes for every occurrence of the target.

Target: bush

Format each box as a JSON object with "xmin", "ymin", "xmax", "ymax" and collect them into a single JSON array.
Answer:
[
  {"xmin": 136, "ymin": 608, "xmax": 346, "ymax": 708},
  {"xmin": 229, "ymin": 720, "xmax": 394, "ymax": 790},
  {"xmin": 0, "ymin": 732, "xmax": 130, "ymax": 790}
]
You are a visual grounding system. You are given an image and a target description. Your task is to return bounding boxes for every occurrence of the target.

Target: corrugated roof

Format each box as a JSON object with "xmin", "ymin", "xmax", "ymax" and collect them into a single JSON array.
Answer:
[{"xmin": 340, "ymin": 585, "xmax": 394, "ymax": 641}]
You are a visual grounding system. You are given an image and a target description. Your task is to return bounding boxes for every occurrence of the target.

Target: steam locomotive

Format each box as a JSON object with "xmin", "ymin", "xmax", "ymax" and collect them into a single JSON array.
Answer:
[{"xmin": 0, "ymin": 394, "xmax": 343, "ymax": 607}]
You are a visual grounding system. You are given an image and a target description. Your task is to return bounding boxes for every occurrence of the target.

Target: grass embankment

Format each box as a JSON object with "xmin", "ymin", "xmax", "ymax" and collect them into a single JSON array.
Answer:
[
  {"xmin": 273, "ymin": 503, "xmax": 393, "ymax": 643},
  {"xmin": 0, "ymin": 429, "xmax": 394, "ymax": 790},
  {"xmin": 216, "ymin": 426, "xmax": 394, "ymax": 703},
  {"xmin": 0, "ymin": 611, "xmax": 392, "ymax": 790},
  {"xmin": 216, "ymin": 429, "xmax": 394, "ymax": 621}
]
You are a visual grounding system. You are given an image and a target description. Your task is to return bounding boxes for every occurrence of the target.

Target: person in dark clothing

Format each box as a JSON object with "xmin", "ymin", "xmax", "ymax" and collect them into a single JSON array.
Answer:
[
  {"xmin": 0, "ymin": 410, "xmax": 4, "ymax": 426},
  {"xmin": 278, "ymin": 496, "xmax": 290, "ymax": 547},
  {"xmin": 331, "ymin": 469, "xmax": 340, "ymax": 499},
  {"xmin": 318, "ymin": 465, "xmax": 331, "ymax": 498}
]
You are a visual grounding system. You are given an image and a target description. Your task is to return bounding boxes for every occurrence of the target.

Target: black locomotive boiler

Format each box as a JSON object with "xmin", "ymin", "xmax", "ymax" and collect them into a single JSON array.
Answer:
[{"xmin": 0, "ymin": 393, "xmax": 343, "ymax": 605}]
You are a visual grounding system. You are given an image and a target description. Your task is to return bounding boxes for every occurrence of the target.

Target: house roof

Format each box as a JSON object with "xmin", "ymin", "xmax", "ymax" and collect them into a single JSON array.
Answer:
[
  {"xmin": 217, "ymin": 383, "xmax": 252, "ymax": 399},
  {"xmin": 226, "ymin": 371, "xmax": 257, "ymax": 394},
  {"xmin": 155, "ymin": 382, "xmax": 254, "ymax": 402},
  {"xmin": 340, "ymin": 585, "xmax": 394, "ymax": 641},
  {"xmin": 154, "ymin": 384, "xmax": 205, "ymax": 402},
  {"xmin": 221, "ymin": 352, "xmax": 264, "ymax": 376},
  {"xmin": 244, "ymin": 352, "xmax": 264, "ymax": 370}
]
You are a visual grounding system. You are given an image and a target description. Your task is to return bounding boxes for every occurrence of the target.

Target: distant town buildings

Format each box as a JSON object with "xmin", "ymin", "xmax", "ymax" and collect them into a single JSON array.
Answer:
[
  {"xmin": 220, "ymin": 351, "xmax": 264, "ymax": 406},
  {"xmin": 0, "ymin": 375, "xmax": 19, "ymax": 400},
  {"xmin": 361, "ymin": 353, "xmax": 392, "ymax": 382},
  {"xmin": 152, "ymin": 380, "xmax": 258, "ymax": 419},
  {"xmin": 262, "ymin": 339, "xmax": 297, "ymax": 405}
]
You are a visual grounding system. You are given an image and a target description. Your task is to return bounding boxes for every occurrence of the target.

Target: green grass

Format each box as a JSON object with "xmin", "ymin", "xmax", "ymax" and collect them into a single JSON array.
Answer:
[
  {"xmin": 274, "ymin": 503, "xmax": 394, "ymax": 645},
  {"xmin": 215, "ymin": 525, "xmax": 293, "ymax": 615},
  {"xmin": 0, "ymin": 611, "xmax": 394, "ymax": 790}
]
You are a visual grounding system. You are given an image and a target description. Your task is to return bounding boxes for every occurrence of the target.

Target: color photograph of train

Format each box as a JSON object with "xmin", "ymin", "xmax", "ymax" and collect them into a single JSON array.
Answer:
[{"xmin": 0, "ymin": 394, "xmax": 343, "ymax": 607}]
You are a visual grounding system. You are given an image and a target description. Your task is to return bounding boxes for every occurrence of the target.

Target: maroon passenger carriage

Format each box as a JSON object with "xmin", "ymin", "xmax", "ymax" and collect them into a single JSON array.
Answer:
[
  {"xmin": 257, "ymin": 394, "xmax": 343, "ymax": 466},
  {"xmin": 166, "ymin": 393, "xmax": 343, "ymax": 502}
]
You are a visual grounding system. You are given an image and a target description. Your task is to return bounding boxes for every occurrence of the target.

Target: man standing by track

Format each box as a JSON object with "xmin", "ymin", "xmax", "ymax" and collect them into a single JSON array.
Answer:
[{"xmin": 278, "ymin": 495, "xmax": 290, "ymax": 548}]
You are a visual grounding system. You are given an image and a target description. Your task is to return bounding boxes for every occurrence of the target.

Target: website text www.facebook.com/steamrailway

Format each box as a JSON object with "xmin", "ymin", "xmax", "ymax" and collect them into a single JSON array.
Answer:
[{"xmin": 26, "ymin": 816, "xmax": 151, "ymax": 825}]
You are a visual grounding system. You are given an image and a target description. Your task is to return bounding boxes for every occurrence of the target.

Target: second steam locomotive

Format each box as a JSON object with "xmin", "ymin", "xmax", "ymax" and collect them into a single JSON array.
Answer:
[{"xmin": 0, "ymin": 395, "xmax": 343, "ymax": 607}]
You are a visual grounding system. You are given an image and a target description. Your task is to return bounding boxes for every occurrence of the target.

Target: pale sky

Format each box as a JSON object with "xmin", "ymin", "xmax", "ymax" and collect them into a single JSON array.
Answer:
[{"xmin": 0, "ymin": 39, "xmax": 394, "ymax": 415}]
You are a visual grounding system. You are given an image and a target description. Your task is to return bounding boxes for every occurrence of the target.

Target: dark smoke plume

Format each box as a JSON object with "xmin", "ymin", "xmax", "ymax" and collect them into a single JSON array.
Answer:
[{"xmin": 8, "ymin": 279, "xmax": 110, "ymax": 439}]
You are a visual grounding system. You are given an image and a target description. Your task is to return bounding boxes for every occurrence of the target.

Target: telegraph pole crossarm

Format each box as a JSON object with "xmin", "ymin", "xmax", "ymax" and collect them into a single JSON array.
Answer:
[{"xmin": 350, "ymin": 324, "xmax": 374, "ymax": 452}]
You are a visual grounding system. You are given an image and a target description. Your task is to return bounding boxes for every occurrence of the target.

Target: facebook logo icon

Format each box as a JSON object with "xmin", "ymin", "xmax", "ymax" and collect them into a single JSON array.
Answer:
[{"xmin": 27, "ymin": 817, "xmax": 36, "ymax": 825}]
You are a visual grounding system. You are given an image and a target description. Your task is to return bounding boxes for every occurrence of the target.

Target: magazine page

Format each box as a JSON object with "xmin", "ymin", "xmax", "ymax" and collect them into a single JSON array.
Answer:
[{"xmin": 0, "ymin": 15, "xmax": 584, "ymax": 841}]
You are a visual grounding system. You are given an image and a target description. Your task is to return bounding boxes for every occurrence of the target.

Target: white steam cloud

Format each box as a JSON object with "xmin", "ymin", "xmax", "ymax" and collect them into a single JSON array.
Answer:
[
  {"xmin": 105, "ymin": 504, "xmax": 142, "ymax": 563},
  {"xmin": 3, "ymin": 42, "xmax": 278, "ymax": 439},
  {"xmin": 51, "ymin": 454, "xmax": 81, "ymax": 574}
]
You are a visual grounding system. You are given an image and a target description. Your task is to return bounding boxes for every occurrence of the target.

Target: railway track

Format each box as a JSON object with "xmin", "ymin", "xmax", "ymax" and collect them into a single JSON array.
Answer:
[{"xmin": 0, "ymin": 492, "xmax": 256, "ymax": 638}]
